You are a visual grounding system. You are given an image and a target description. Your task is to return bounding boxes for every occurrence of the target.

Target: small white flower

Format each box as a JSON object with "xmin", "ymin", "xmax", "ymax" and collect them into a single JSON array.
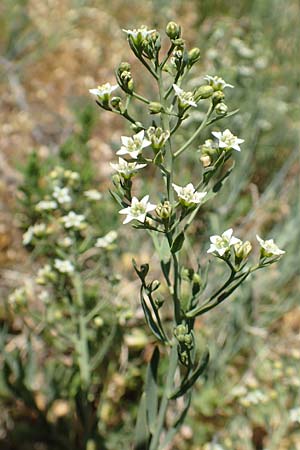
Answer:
[
  {"xmin": 172, "ymin": 183, "xmax": 207, "ymax": 207},
  {"xmin": 119, "ymin": 195, "xmax": 156, "ymax": 224},
  {"xmin": 242, "ymin": 389, "xmax": 268, "ymax": 405},
  {"xmin": 36, "ymin": 200, "xmax": 57, "ymax": 211},
  {"xmin": 110, "ymin": 157, "xmax": 147, "ymax": 178},
  {"xmin": 89, "ymin": 82, "xmax": 118, "ymax": 100},
  {"xmin": 52, "ymin": 186, "xmax": 72, "ymax": 204},
  {"xmin": 207, "ymin": 228, "xmax": 241, "ymax": 256},
  {"xmin": 117, "ymin": 130, "xmax": 151, "ymax": 159},
  {"xmin": 173, "ymin": 84, "xmax": 197, "ymax": 108},
  {"xmin": 54, "ymin": 259, "xmax": 74, "ymax": 274},
  {"xmin": 57, "ymin": 236, "xmax": 73, "ymax": 248},
  {"xmin": 23, "ymin": 223, "xmax": 47, "ymax": 245},
  {"xmin": 36, "ymin": 264, "xmax": 56, "ymax": 285},
  {"xmin": 123, "ymin": 27, "xmax": 156, "ymax": 41},
  {"xmin": 8, "ymin": 287, "xmax": 27, "ymax": 306},
  {"xmin": 61, "ymin": 211, "xmax": 86, "ymax": 230},
  {"xmin": 289, "ymin": 407, "xmax": 300, "ymax": 423},
  {"xmin": 84, "ymin": 189, "xmax": 103, "ymax": 201},
  {"xmin": 63, "ymin": 170, "xmax": 80, "ymax": 181},
  {"xmin": 95, "ymin": 230, "xmax": 118, "ymax": 248},
  {"xmin": 256, "ymin": 235, "xmax": 285, "ymax": 258},
  {"xmin": 212, "ymin": 129, "xmax": 244, "ymax": 152},
  {"xmin": 23, "ymin": 226, "xmax": 34, "ymax": 245},
  {"xmin": 204, "ymin": 75, "xmax": 234, "ymax": 90}
]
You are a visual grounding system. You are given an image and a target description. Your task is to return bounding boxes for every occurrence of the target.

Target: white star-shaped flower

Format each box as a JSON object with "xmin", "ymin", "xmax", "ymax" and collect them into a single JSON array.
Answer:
[
  {"xmin": 207, "ymin": 228, "xmax": 241, "ymax": 256},
  {"xmin": 119, "ymin": 195, "xmax": 156, "ymax": 224},
  {"xmin": 204, "ymin": 75, "xmax": 234, "ymax": 90},
  {"xmin": 116, "ymin": 130, "xmax": 151, "ymax": 159},
  {"xmin": 84, "ymin": 190, "xmax": 103, "ymax": 201},
  {"xmin": 61, "ymin": 211, "xmax": 86, "ymax": 230},
  {"xmin": 256, "ymin": 235, "xmax": 285, "ymax": 258},
  {"xmin": 123, "ymin": 27, "xmax": 156, "ymax": 41},
  {"xmin": 110, "ymin": 157, "xmax": 147, "ymax": 178},
  {"xmin": 212, "ymin": 129, "xmax": 244, "ymax": 152},
  {"xmin": 52, "ymin": 186, "xmax": 72, "ymax": 204},
  {"xmin": 89, "ymin": 82, "xmax": 118, "ymax": 100},
  {"xmin": 173, "ymin": 84, "xmax": 197, "ymax": 108},
  {"xmin": 95, "ymin": 230, "xmax": 118, "ymax": 248},
  {"xmin": 172, "ymin": 183, "xmax": 207, "ymax": 207},
  {"xmin": 36, "ymin": 200, "xmax": 57, "ymax": 211},
  {"xmin": 54, "ymin": 259, "xmax": 75, "ymax": 274}
]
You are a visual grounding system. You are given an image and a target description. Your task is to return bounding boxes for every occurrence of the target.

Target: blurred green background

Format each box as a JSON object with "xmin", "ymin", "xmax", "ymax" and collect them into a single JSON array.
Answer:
[{"xmin": 0, "ymin": 0, "xmax": 299, "ymax": 449}]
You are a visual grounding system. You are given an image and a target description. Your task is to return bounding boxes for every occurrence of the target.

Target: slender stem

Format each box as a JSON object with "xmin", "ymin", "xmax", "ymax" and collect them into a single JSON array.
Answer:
[
  {"xmin": 73, "ymin": 273, "xmax": 90, "ymax": 387},
  {"xmin": 132, "ymin": 91, "xmax": 150, "ymax": 104},
  {"xmin": 174, "ymin": 104, "xmax": 214, "ymax": 158},
  {"xmin": 149, "ymin": 345, "xmax": 178, "ymax": 450}
]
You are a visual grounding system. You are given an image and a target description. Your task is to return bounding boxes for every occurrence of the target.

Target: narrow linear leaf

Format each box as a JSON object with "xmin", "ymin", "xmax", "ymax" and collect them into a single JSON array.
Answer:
[
  {"xmin": 145, "ymin": 347, "xmax": 160, "ymax": 434},
  {"xmin": 159, "ymin": 392, "xmax": 192, "ymax": 450},
  {"xmin": 171, "ymin": 232, "xmax": 185, "ymax": 253},
  {"xmin": 140, "ymin": 290, "xmax": 166, "ymax": 342},
  {"xmin": 169, "ymin": 350, "xmax": 209, "ymax": 399},
  {"xmin": 134, "ymin": 393, "xmax": 150, "ymax": 450}
]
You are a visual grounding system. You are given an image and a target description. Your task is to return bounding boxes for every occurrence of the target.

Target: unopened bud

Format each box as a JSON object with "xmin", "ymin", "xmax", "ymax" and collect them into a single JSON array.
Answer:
[
  {"xmin": 234, "ymin": 240, "xmax": 252, "ymax": 263},
  {"xmin": 200, "ymin": 155, "xmax": 212, "ymax": 167},
  {"xmin": 94, "ymin": 316, "xmax": 104, "ymax": 328},
  {"xmin": 215, "ymin": 102, "xmax": 228, "ymax": 116},
  {"xmin": 188, "ymin": 47, "xmax": 201, "ymax": 64},
  {"xmin": 192, "ymin": 273, "xmax": 202, "ymax": 285},
  {"xmin": 148, "ymin": 102, "xmax": 163, "ymax": 114},
  {"xmin": 156, "ymin": 201, "xmax": 172, "ymax": 219},
  {"xmin": 131, "ymin": 122, "xmax": 144, "ymax": 132},
  {"xmin": 195, "ymin": 85, "xmax": 214, "ymax": 99},
  {"xmin": 212, "ymin": 90, "xmax": 225, "ymax": 105},
  {"xmin": 166, "ymin": 21, "xmax": 181, "ymax": 40},
  {"xmin": 110, "ymin": 96, "xmax": 122, "ymax": 110},
  {"xmin": 118, "ymin": 62, "xmax": 131, "ymax": 74}
]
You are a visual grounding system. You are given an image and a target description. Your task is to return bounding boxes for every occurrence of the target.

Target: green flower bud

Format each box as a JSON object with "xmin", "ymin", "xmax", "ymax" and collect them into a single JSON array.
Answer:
[
  {"xmin": 94, "ymin": 316, "xmax": 104, "ymax": 328},
  {"xmin": 154, "ymin": 296, "xmax": 164, "ymax": 309},
  {"xmin": 131, "ymin": 122, "xmax": 144, "ymax": 132},
  {"xmin": 110, "ymin": 96, "xmax": 122, "ymax": 111},
  {"xmin": 235, "ymin": 241, "xmax": 252, "ymax": 262},
  {"xmin": 200, "ymin": 154, "xmax": 212, "ymax": 167},
  {"xmin": 195, "ymin": 85, "xmax": 214, "ymax": 100},
  {"xmin": 192, "ymin": 273, "xmax": 202, "ymax": 285},
  {"xmin": 188, "ymin": 47, "xmax": 201, "ymax": 64},
  {"xmin": 118, "ymin": 62, "xmax": 131, "ymax": 74},
  {"xmin": 166, "ymin": 21, "xmax": 181, "ymax": 39},
  {"xmin": 148, "ymin": 102, "xmax": 163, "ymax": 114},
  {"xmin": 215, "ymin": 102, "xmax": 228, "ymax": 116},
  {"xmin": 155, "ymin": 201, "xmax": 172, "ymax": 219},
  {"xmin": 172, "ymin": 38, "xmax": 185, "ymax": 48},
  {"xmin": 212, "ymin": 90, "xmax": 225, "ymax": 105}
]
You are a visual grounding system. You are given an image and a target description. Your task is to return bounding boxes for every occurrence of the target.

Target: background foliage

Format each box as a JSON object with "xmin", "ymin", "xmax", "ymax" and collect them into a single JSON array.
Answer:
[{"xmin": 0, "ymin": 0, "xmax": 299, "ymax": 449}]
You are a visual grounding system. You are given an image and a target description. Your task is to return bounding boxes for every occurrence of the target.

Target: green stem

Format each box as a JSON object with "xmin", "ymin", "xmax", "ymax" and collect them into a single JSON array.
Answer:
[
  {"xmin": 149, "ymin": 345, "xmax": 178, "ymax": 450},
  {"xmin": 174, "ymin": 104, "xmax": 214, "ymax": 158},
  {"xmin": 132, "ymin": 91, "xmax": 150, "ymax": 104},
  {"xmin": 73, "ymin": 273, "xmax": 90, "ymax": 388}
]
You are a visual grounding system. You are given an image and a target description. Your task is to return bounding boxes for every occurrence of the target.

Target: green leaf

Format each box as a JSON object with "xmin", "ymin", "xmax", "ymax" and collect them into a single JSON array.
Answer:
[
  {"xmin": 171, "ymin": 232, "xmax": 185, "ymax": 253},
  {"xmin": 169, "ymin": 350, "xmax": 209, "ymax": 399},
  {"xmin": 134, "ymin": 393, "xmax": 150, "ymax": 450},
  {"xmin": 133, "ymin": 260, "xmax": 149, "ymax": 283},
  {"xmin": 145, "ymin": 347, "xmax": 160, "ymax": 434},
  {"xmin": 140, "ymin": 290, "xmax": 166, "ymax": 342},
  {"xmin": 213, "ymin": 160, "xmax": 235, "ymax": 193},
  {"xmin": 159, "ymin": 392, "xmax": 192, "ymax": 449}
]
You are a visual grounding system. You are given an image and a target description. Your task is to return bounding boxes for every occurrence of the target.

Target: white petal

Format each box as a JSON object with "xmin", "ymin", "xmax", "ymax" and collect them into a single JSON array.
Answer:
[
  {"xmin": 123, "ymin": 215, "xmax": 134, "ymax": 224},
  {"xmin": 223, "ymin": 228, "xmax": 233, "ymax": 240},
  {"xmin": 119, "ymin": 206, "xmax": 131, "ymax": 215},
  {"xmin": 212, "ymin": 131, "xmax": 222, "ymax": 139},
  {"xmin": 173, "ymin": 84, "xmax": 183, "ymax": 95}
]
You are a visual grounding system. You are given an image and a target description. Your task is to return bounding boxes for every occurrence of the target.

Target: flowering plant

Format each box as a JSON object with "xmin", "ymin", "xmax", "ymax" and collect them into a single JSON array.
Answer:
[{"xmin": 90, "ymin": 21, "xmax": 285, "ymax": 449}]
